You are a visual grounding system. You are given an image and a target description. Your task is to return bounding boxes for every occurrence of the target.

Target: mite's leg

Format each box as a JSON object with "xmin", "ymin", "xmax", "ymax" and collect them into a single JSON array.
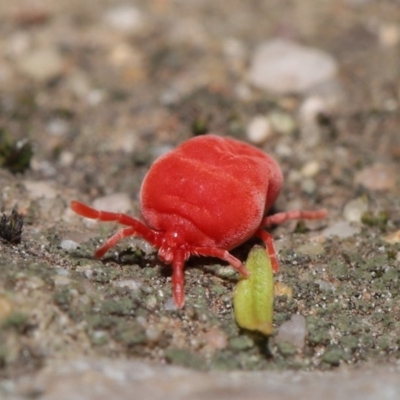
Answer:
[
  {"xmin": 259, "ymin": 208, "xmax": 327, "ymax": 272},
  {"xmin": 94, "ymin": 226, "xmax": 138, "ymax": 258},
  {"xmin": 191, "ymin": 246, "xmax": 249, "ymax": 277},
  {"xmin": 71, "ymin": 201, "xmax": 141, "ymax": 225},
  {"xmin": 171, "ymin": 251, "xmax": 186, "ymax": 308},
  {"xmin": 71, "ymin": 201, "xmax": 160, "ymax": 246},
  {"xmin": 261, "ymin": 209, "xmax": 327, "ymax": 228},
  {"xmin": 255, "ymin": 229, "xmax": 279, "ymax": 272}
]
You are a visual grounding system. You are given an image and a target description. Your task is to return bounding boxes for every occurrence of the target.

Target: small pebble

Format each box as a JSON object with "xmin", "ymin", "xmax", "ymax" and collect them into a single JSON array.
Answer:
[
  {"xmin": 246, "ymin": 116, "xmax": 273, "ymax": 144},
  {"xmin": 315, "ymin": 279, "xmax": 336, "ymax": 292},
  {"xmin": 107, "ymin": 131, "xmax": 139, "ymax": 154},
  {"xmin": 276, "ymin": 314, "xmax": 307, "ymax": 349},
  {"xmin": 84, "ymin": 269, "xmax": 93, "ymax": 279},
  {"xmin": 87, "ymin": 89, "xmax": 106, "ymax": 106},
  {"xmin": 114, "ymin": 280, "xmax": 142, "ymax": 291},
  {"xmin": 7, "ymin": 31, "xmax": 31, "ymax": 56},
  {"xmin": 274, "ymin": 282, "xmax": 293, "ymax": 299},
  {"xmin": 299, "ymin": 96, "xmax": 330, "ymax": 124},
  {"xmin": 379, "ymin": 23, "xmax": 400, "ymax": 47},
  {"xmin": 55, "ymin": 268, "xmax": 70, "ymax": 276},
  {"xmin": 322, "ymin": 221, "xmax": 361, "ymax": 239},
  {"xmin": 222, "ymin": 37, "xmax": 246, "ymax": 69},
  {"xmin": 16, "ymin": 47, "xmax": 64, "ymax": 82},
  {"xmin": 355, "ymin": 163, "xmax": 397, "ymax": 191},
  {"xmin": 53, "ymin": 276, "xmax": 72, "ymax": 286},
  {"xmin": 23, "ymin": 180, "xmax": 58, "ymax": 199},
  {"xmin": 65, "ymin": 70, "xmax": 91, "ymax": 98},
  {"xmin": 383, "ymin": 231, "xmax": 400, "ymax": 244},
  {"xmin": 268, "ymin": 111, "xmax": 296, "ymax": 135},
  {"xmin": 145, "ymin": 326, "xmax": 161, "ymax": 342},
  {"xmin": 248, "ymin": 38, "xmax": 338, "ymax": 94},
  {"xmin": 103, "ymin": 5, "xmax": 146, "ymax": 34},
  {"xmin": 17, "ymin": 276, "xmax": 45, "ymax": 290},
  {"xmin": 343, "ymin": 196, "xmax": 369, "ymax": 223},
  {"xmin": 216, "ymin": 266, "xmax": 238, "ymax": 278},
  {"xmin": 59, "ymin": 151, "xmax": 75, "ymax": 167},
  {"xmin": 202, "ymin": 327, "xmax": 228, "ymax": 351},
  {"xmin": 130, "ymin": 238, "xmax": 154, "ymax": 255},
  {"xmin": 164, "ymin": 297, "xmax": 178, "ymax": 311},
  {"xmin": 275, "ymin": 142, "xmax": 293, "ymax": 158},
  {"xmin": 93, "ymin": 193, "xmax": 132, "ymax": 214},
  {"xmin": 300, "ymin": 161, "xmax": 320, "ymax": 178},
  {"xmin": 301, "ymin": 178, "xmax": 317, "ymax": 194},
  {"xmin": 0, "ymin": 296, "xmax": 13, "ymax": 323},
  {"xmin": 295, "ymin": 242, "xmax": 325, "ymax": 256},
  {"xmin": 60, "ymin": 240, "xmax": 79, "ymax": 251},
  {"xmin": 144, "ymin": 295, "xmax": 157, "ymax": 309},
  {"xmin": 46, "ymin": 118, "xmax": 70, "ymax": 137},
  {"xmin": 91, "ymin": 331, "xmax": 108, "ymax": 344}
]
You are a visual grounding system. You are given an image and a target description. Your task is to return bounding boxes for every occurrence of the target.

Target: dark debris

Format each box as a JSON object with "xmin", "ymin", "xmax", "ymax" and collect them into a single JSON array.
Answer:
[
  {"xmin": 0, "ymin": 129, "xmax": 33, "ymax": 174},
  {"xmin": 0, "ymin": 208, "xmax": 24, "ymax": 244}
]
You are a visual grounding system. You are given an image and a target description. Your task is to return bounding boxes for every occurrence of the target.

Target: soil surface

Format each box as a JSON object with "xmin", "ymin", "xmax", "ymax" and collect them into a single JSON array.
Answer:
[{"xmin": 0, "ymin": 0, "xmax": 400, "ymax": 398}]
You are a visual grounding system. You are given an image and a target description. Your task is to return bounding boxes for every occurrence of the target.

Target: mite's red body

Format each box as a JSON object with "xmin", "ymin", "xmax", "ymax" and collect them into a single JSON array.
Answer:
[{"xmin": 71, "ymin": 134, "xmax": 326, "ymax": 308}]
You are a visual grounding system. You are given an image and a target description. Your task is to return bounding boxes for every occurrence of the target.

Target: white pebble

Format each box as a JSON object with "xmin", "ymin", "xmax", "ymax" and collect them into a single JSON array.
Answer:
[
  {"xmin": 93, "ymin": 193, "xmax": 132, "ymax": 214},
  {"xmin": 46, "ymin": 118, "xmax": 70, "ymax": 137},
  {"xmin": 145, "ymin": 326, "xmax": 161, "ymax": 342},
  {"xmin": 84, "ymin": 269, "xmax": 93, "ymax": 279},
  {"xmin": 104, "ymin": 5, "xmax": 146, "ymax": 34},
  {"xmin": 246, "ymin": 116, "xmax": 273, "ymax": 144},
  {"xmin": 301, "ymin": 161, "xmax": 320, "ymax": 178},
  {"xmin": 316, "ymin": 279, "xmax": 336, "ymax": 292},
  {"xmin": 276, "ymin": 314, "xmax": 307, "ymax": 349},
  {"xmin": 23, "ymin": 180, "xmax": 58, "ymax": 199},
  {"xmin": 299, "ymin": 96, "xmax": 330, "ymax": 124},
  {"xmin": 114, "ymin": 280, "xmax": 141, "ymax": 292},
  {"xmin": 131, "ymin": 238, "xmax": 154, "ymax": 255},
  {"xmin": 354, "ymin": 164, "xmax": 397, "ymax": 191},
  {"xmin": 343, "ymin": 196, "xmax": 369, "ymax": 223},
  {"xmin": 275, "ymin": 142, "xmax": 293, "ymax": 158},
  {"xmin": 322, "ymin": 221, "xmax": 361, "ymax": 239},
  {"xmin": 248, "ymin": 39, "xmax": 338, "ymax": 94},
  {"xmin": 16, "ymin": 47, "xmax": 64, "ymax": 82},
  {"xmin": 87, "ymin": 89, "xmax": 106, "ymax": 106},
  {"xmin": 59, "ymin": 151, "xmax": 75, "ymax": 167},
  {"xmin": 301, "ymin": 178, "xmax": 317, "ymax": 194},
  {"xmin": 60, "ymin": 240, "xmax": 79, "ymax": 251},
  {"xmin": 53, "ymin": 276, "xmax": 72, "ymax": 286},
  {"xmin": 379, "ymin": 23, "xmax": 400, "ymax": 47},
  {"xmin": 164, "ymin": 297, "xmax": 178, "ymax": 311}
]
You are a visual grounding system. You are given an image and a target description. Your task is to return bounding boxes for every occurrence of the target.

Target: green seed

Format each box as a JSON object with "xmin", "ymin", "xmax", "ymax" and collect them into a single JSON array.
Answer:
[{"xmin": 233, "ymin": 245, "xmax": 274, "ymax": 335}]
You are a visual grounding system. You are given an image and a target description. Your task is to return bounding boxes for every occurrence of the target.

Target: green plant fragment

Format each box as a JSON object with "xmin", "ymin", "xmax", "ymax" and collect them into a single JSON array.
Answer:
[{"xmin": 233, "ymin": 245, "xmax": 274, "ymax": 335}]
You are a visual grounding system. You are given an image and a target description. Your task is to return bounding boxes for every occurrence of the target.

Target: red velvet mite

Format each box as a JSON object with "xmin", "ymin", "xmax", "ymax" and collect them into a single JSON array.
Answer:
[{"xmin": 71, "ymin": 134, "xmax": 326, "ymax": 308}]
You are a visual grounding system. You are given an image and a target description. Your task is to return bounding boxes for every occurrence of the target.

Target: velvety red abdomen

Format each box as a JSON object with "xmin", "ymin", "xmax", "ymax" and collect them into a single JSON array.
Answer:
[{"xmin": 140, "ymin": 135, "xmax": 283, "ymax": 249}]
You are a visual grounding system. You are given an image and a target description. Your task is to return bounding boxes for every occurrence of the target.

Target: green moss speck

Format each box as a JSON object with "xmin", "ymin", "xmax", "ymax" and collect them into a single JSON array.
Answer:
[
  {"xmin": 321, "ymin": 346, "xmax": 346, "ymax": 366},
  {"xmin": 164, "ymin": 348, "xmax": 205, "ymax": 370},
  {"xmin": 1, "ymin": 312, "xmax": 30, "ymax": 334},
  {"xmin": 114, "ymin": 321, "xmax": 146, "ymax": 347},
  {"xmin": 229, "ymin": 335, "xmax": 255, "ymax": 351},
  {"xmin": 328, "ymin": 261, "xmax": 348, "ymax": 280},
  {"xmin": 53, "ymin": 288, "xmax": 72, "ymax": 312},
  {"xmin": 100, "ymin": 298, "xmax": 136, "ymax": 316},
  {"xmin": 277, "ymin": 341, "xmax": 297, "ymax": 356}
]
